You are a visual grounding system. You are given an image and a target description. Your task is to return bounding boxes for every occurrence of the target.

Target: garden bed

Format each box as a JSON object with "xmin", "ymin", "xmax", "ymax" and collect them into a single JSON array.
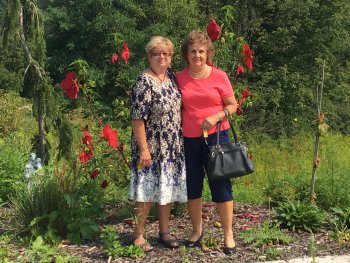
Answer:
[{"xmin": 1, "ymin": 202, "xmax": 350, "ymax": 262}]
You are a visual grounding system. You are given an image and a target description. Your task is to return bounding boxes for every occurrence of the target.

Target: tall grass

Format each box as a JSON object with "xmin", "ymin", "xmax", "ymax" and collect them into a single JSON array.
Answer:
[
  {"xmin": 10, "ymin": 174, "xmax": 65, "ymax": 234},
  {"xmin": 230, "ymin": 134, "xmax": 350, "ymax": 209}
]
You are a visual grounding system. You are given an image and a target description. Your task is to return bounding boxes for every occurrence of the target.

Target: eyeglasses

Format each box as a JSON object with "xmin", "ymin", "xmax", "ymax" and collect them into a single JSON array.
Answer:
[{"xmin": 152, "ymin": 52, "xmax": 171, "ymax": 57}]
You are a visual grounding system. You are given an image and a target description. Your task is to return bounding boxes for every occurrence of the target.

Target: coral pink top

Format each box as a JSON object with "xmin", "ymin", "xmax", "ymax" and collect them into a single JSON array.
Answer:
[{"xmin": 176, "ymin": 66, "xmax": 234, "ymax": 138}]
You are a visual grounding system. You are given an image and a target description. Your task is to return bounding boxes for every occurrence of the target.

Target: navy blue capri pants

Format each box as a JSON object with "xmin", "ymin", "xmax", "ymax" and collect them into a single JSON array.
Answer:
[{"xmin": 184, "ymin": 129, "xmax": 233, "ymax": 203}]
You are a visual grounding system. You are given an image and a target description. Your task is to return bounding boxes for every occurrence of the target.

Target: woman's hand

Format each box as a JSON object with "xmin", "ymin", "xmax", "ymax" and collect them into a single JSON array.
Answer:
[
  {"xmin": 139, "ymin": 148, "xmax": 152, "ymax": 168},
  {"xmin": 201, "ymin": 115, "xmax": 218, "ymax": 130}
]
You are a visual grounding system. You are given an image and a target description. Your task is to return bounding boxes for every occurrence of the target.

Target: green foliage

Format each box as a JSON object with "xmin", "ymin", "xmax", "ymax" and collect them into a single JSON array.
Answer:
[
  {"xmin": 0, "ymin": 235, "xmax": 14, "ymax": 262},
  {"xmin": 10, "ymin": 166, "xmax": 103, "ymax": 244},
  {"xmin": 265, "ymin": 247, "xmax": 282, "ymax": 261},
  {"xmin": 10, "ymin": 174, "xmax": 65, "ymax": 235},
  {"xmin": 240, "ymin": 221, "xmax": 294, "ymax": 247},
  {"xmin": 100, "ymin": 226, "xmax": 144, "ymax": 259},
  {"xmin": 274, "ymin": 201, "xmax": 326, "ymax": 232},
  {"xmin": 14, "ymin": 236, "xmax": 79, "ymax": 263},
  {"xmin": 234, "ymin": 134, "xmax": 350, "ymax": 209},
  {"xmin": 331, "ymin": 229, "xmax": 350, "ymax": 244},
  {"xmin": 0, "ymin": 91, "xmax": 37, "ymax": 203},
  {"xmin": 330, "ymin": 207, "xmax": 350, "ymax": 231}
]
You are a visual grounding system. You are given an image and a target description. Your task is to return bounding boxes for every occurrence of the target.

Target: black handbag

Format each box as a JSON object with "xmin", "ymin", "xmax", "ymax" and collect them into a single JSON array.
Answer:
[{"xmin": 206, "ymin": 118, "xmax": 254, "ymax": 181}]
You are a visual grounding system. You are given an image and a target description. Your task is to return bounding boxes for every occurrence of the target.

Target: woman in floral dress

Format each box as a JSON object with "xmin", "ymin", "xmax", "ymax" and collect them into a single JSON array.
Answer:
[{"xmin": 128, "ymin": 36, "xmax": 187, "ymax": 250}]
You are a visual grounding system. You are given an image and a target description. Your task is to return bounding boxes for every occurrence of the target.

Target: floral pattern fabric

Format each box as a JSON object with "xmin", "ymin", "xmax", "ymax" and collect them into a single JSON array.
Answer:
[{"xmin": 128, "ymin": 71, "xmax": 187, "ymax": 205}]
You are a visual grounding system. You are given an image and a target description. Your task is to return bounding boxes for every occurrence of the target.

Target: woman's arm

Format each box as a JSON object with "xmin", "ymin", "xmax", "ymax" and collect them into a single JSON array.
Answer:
[
  {"xmin": 131, "ymin": 119, "xmax": 152, "ymax": 167},
  {"xmin": 201, "ymin": 95, "xmax": 238, "ymax": 130}
]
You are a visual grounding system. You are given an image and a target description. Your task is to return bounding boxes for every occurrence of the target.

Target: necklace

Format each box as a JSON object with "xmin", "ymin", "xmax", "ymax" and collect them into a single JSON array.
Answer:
[
  {"xmin": 150, "ymin": 67, "xmax": 166, "ymax": 83},
  {"xmin": 189, "ymin": 65, "xmax": 208, "ymax": 79}
]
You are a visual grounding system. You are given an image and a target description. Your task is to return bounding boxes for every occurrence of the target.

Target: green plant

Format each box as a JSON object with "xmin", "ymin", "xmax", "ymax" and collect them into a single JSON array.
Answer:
[
  {"xmin": 100, "ymin": 226, "xmax": 144, "ymax": 259},
  {"xmin": 180, "ymin": 246, "xmax": 194, "ymax": 263},
  {"xmin": 10, "ymin": 174, "xmax": 65, "ymax": 235},
  {"xmin": 15, "ymin": 236, "xmax": 79, "ymax": 263},
  {"xmin": 202, "ymin": 231, "xmax": 221, "ymax": 250},
  {"xmin": 331, "ymin": 229, "xmax": 350, "ymax": 244},
  {"xmin": 330, "ymin": 207, "xmax": 350, "ymax": 230},
  {"xmin": 266, "ymin": 247, "xmax": 282, "ymax": 261},
  {"xmin": 274, "ymin": 201, "xmax": 326, "ymax": 232},
  {"xmin": 10, "ymin": 169, "xmax": 101, "ymax": 244},
  {"xmin": 309, "ymin": 234, "xmax": 316, "ymax": 263},
  {"xmin": 240, "ymin": 221, "xmax": 294, "ymax": 247},
  {"xmin": 0, "ymin": 235, "xmax": 14, "ymax": 262}
]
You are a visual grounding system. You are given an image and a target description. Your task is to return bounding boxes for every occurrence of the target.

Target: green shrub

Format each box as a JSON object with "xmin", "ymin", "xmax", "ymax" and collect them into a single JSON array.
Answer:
[
  {"xmin": 10, "ymin": 174, "xmax": 65, "ymax": 235},
  {"xmin": 100, "ymin": 226, "xmax": 144, "ymax": 259},
  {"xmin": 330, "ymin": 207, "xmax": 350, "ymax": 231},
  {"xmin": 274, "ymin": 201, "xmax": 326, "ymax": 232},
  {"xmin": 0, "ymin": 136, "xmax": 32, "ymax": 203},
  {"xmin": 240, "ymin": 221, "xmax": 294, "ymax": 247},
  {"xmin": 10, "ymin": 167, "xmax": 102, "ymax": 244}
]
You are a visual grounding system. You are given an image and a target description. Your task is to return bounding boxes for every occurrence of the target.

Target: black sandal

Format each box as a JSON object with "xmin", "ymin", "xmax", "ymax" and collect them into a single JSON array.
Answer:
[
  {"xmin": 158, "ymin": 232, "xmax": 179, "ymax": 249},
  {"xmin": 184, "ymin": 233, "xmax": 203, "ymax": 248},
  {"xmin": 223, "ymin": 246, "xmax": 237, "ymax": 255}
]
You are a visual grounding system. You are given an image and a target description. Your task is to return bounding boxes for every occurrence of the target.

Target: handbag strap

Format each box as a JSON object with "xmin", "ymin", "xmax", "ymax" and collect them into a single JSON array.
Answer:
[{"xmin": 215, "ymin": 117, "xmax": 239, "ymax": 147}]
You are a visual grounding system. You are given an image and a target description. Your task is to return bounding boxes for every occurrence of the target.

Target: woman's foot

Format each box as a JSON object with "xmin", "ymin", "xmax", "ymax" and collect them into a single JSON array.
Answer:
[
  {"xmin": 133, "ymin": 235, "xmax": 153, "ymax": 251},
  {"xmin": 158, "ymin": 232, "xmax": 179, "ymax": 248},
  {"xmin": 223, "ymin": 236, "xmax": 236, "ymax": 255},
  {"xmin": 184, "ymin": 231, "xmax": 203, "ymax": 248}
]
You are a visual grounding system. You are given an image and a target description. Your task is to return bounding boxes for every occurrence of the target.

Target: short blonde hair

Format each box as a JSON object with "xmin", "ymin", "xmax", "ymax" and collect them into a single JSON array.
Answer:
[
  {"xmin": 145, "ymin": 36, "xmax": 174, "ymax": 57},
  {"xmin": 181, "ymin": 30, "xmax": 215, "ymax": 65}
]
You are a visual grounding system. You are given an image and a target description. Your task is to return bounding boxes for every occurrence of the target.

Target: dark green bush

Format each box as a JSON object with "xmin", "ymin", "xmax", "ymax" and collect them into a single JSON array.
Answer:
[{"xmin": 274, "ymin": 201, "xmax": 326, "ymax": 232}]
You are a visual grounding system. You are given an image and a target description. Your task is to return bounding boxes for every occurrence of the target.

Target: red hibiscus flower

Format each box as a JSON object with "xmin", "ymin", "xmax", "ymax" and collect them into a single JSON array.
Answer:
[
  {"xmin": 121, "ymin": 41, "xmax": 130, "ymax": 64},
  {"xmin": 241, "ymin": 44, "xmax": 253, "ymax": 70},
  {"xmin": 206, "ymin": 18, "xmax": 221, "ymax": 42},
  {"xmin": 82, "ymin": 129, "xmax": 93, "ymax": 146},
  {"xmin": 241, "ymin": 87, "xmax": 252, "ymax": 99},
  {"xmin": 101, "ymin": 124, "xmax": 119, "ymax": 148},
  {"xmin": 236, "ymin": 64, "xmax": 244, "ymax": 76},
  {"xmin": 236, "ymin": 105, "xmax": 243, "ymax": 116},
  {"xmin": 79, "ymin": 150, "xmax": 93, "ymax": 163},
  {"xmin": 111, "ymin": 53, "xmax": 119, "ymax": 64},
  {"xmin": 90, "ymin": 168, "xmax": 100, "ymax": 179},
  {"xmin": 100, "ymin": 179, "xmax": 109, "ymax": 189},
  {"xmin": 60, "ymin": 72, "xmax": 79, "ymax": 99}
]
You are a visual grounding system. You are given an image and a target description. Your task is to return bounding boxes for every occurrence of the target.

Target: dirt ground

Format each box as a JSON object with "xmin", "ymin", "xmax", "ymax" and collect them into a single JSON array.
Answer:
[{"xmin": 2, "ymin": 202, "xmax": 350, "ymax": 262}]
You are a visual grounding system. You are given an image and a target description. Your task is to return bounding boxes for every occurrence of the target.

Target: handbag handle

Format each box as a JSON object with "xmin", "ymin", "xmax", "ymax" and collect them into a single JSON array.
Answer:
[{"xmin": 215, "ymin": 116, "xmax": 239, "ymax": 146}]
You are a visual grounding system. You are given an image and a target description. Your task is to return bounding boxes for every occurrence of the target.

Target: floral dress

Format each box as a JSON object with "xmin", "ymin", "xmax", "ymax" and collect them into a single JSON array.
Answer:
[{"xmin": 128, "ymin": 70, "xmax": 187, "ymax": 205}]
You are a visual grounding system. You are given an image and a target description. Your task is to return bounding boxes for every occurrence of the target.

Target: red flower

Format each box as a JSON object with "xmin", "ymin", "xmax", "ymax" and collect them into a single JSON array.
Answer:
[
  {"xmin": 241, "ymin": 44, "xmax": 253, "ymax": 70},
  {"xmin": 79, "ymin": 150, "xmax": 93, "ymax": 163},
  {"xmin": 236, "ymin": 98, "xmax": 243, "ymax": 115},
  {"xmin": 60, "ymin": 72, "xmax": 79, "ymax": 99},
  {"xmin": 206, "ymin": 18, "xmax": 221, "ymax": 42},
  {"xmin": 101, "ymin": 124, "xmax": 119, "ymax": 148},
  {"xmin": 121, "ymin": 41, "xmax": 130, "ymax": 64},
  {"xmin": 100, "ymin": 179, "xmax": 109, "ymax": 189},
  {"xmin": 82, "ymin": 129, "xmax": 93, "ymax": 146},
  {"xmin": 111, "ymin": 53, "xmax": 118, "ymax": 64},
  {"xmin": 90, "ymin": 168, "xmax": 100, "ymax": 179},
  {"xmin": 241, "ymin": 87, "xmax": 252, "ymax": 99},
  {"xmin": 236, "ymin": 106, "xmax": 243, "ymax": 116},
  {"xmin": 236, "ymin": 64, "xmax": 244, "ymax": 76}
]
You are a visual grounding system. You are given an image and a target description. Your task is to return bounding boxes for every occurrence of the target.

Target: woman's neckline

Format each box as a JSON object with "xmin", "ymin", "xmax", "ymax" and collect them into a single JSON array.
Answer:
[{"xmin": 188, "ymin": 65, "xmax": 213, "ymax": 80}]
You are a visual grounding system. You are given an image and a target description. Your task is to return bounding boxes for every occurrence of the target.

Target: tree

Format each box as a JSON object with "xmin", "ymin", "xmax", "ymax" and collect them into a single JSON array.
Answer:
[{"xmin": 2, "ymin": 0, "xmax": 55, "ymax": 162}]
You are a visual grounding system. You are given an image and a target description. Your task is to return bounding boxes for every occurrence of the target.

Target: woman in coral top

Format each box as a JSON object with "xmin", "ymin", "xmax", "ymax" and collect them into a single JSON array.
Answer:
[{"xmin": 176, "ymin": 30, "xmax": 238, "ymax": 255}]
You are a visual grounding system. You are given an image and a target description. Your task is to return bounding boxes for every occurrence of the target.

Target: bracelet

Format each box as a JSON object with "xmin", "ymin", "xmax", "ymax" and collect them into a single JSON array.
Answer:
[
  {"xmin": 216, "ymin": 112, "xmax": 223, "ymax": 121},
  {"xmin": 223, "ymin": 108, "xmax": 230, "ymax": 118}
]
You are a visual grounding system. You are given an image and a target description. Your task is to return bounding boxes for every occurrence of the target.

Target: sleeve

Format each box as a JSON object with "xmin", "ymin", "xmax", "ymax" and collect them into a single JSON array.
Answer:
[
  {"xmin": 219, "ymin": 71, "xmax": 234, "ymax": 98},
  {"xmin": 130, "ymin": 76, "xmax": 152, "ymax": 120}
]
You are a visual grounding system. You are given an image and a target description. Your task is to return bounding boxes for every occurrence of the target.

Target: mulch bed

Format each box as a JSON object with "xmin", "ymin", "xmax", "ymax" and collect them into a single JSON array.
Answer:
[{"xmin": 2, "ymin": 202, "xmax": 350, "ymax": 262}]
